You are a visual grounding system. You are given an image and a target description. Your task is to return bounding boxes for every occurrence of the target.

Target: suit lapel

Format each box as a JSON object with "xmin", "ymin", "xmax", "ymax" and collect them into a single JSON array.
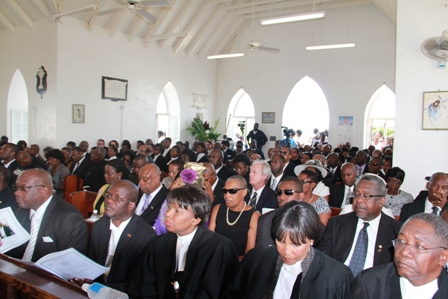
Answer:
[
  {"xmin": 96, "ymin": 219, "xmax": 112, "ymax": 265},
  {"xmin": 255, "ymin": 186, "xmax": 269, "ymax": 211},
  {"xmin": 35, "ymin": 197, "xmax": 58, "ymax": 247},
  {"xmin": 141, "ymin": 186, "xmax": 166, "ymax": 218},
  {"xmin": 112, "ymin": 217, "xmax": 138, "ymax": 266},
  {"xmin": 341, "ymin": 213, "xmax": 358, "ymax": 261}
]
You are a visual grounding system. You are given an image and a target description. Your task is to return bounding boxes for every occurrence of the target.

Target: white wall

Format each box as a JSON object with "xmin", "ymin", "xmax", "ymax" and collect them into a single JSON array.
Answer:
[
  {"xmin": 215, "ymin": 4, "xmax": 396, "ymax": 151},
  {"xmin": 0, "ymin": 17, "xmax": 217, "ymax": 148},
  {"xmin": 394, "ymin": 0, "xmax": 448, "ymax": 196}
]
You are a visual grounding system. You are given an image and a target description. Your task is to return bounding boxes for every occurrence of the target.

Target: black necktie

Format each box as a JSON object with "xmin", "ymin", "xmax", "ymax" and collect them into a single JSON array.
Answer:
[
  {"xmin": 432, "ymin": 206, "xmax": 439, "ymax": 215},
  {"xmin": 349, "ymin": 222, "xmax": 369, "ymax": 277},
  {"xmin": 249, "ymin": 192, "xmax": 257, "ymax": 208}
]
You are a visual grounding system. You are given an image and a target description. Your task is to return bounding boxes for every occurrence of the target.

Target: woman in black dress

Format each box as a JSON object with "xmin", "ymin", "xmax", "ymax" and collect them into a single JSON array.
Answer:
[{"xmin": 209, "ymin": 175, "xmax": 260, "ymax": 259}]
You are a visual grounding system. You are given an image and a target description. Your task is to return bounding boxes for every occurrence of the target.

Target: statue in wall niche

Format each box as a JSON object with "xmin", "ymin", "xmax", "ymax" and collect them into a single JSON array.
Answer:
[{"xmin": 36, "ymin": 66, "xmax": 47, "ymax": 99}]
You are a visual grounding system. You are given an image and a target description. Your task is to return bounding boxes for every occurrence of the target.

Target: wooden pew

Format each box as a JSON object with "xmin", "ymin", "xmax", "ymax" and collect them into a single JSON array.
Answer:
[
  {"xmin": 0, "ymin": 254, "xmax": 87, "ymax": 299},
  {"xmin": 64, "ymin": 175, "xmax": 78, "ymax": 203},
  {"xmin": 70, "ymin": 191, "xmax": 97, "ymax": 219},
  {"xmin": 330, "ymin": 207, "xmax": 342, "ymax": 217}
]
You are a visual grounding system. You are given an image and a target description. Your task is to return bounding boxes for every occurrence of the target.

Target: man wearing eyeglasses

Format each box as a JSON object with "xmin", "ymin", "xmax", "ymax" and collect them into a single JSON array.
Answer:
[
  {"xmin": 367, "ymin": 157, "xmax": 385, "ymax": 180},
  {"xmin": 352, "ymin": 213, "xmax": 448, "ymax": 298},
  {"xmin": 318, "ymin": 174, "xmax": 401, "ymax": 277},
  {"xmin": 255, "ymin": 177, "xmax": 304, "ymax": 247},
  {"xmin": 4, "ymin": 169, "xmax": 89, "ymax": 262},
  {"xmin": 72, "ymin": 180, "xmax": 156, "ymax": 292}
]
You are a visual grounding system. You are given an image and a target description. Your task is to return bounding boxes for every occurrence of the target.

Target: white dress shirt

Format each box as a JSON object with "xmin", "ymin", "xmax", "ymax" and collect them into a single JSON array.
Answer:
[
  {"xmin": 424, "ymin": 198, "xmax": 440, "ymax": 215},
  {"xmin": 105, "ymin": 217, "xmax": 132, "ymax": 275},
  {"xmin": 176, "ymin": 228, "xmax": 197, "ymax": 272},
  {"xmin": 136, "ymin": 184, "xmax": 163, "ymax": 215},
  {"xmin": 250, "ymin": 185, "xmax": 265, "ymax": 205},
  {"xmin": 344, "ymin": 213, "xmax": 381, "ymax": 270}
]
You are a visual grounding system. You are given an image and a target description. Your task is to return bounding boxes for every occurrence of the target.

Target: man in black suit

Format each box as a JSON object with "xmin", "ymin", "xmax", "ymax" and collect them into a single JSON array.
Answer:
[
  {"xmin": 318, "ymin": 174, "xmax": 401, "ymax": 276},
  {"xmin": 0, "ymin": 166, "xmax": 18, "ymax": 211},
  {"xmin": 351, "ymin": 213, "xmax": 448, "ymax": 298},
  {"xmin": 150, "ymin": 143, "xmax": 167, "ymax": 173},
  {"xmin": 247, "ymin": 160, "xmax": 278, "ymax": 213},
  {"xmin": 280, "ymin": 146, "xmax": 296, "ymax": 177},
  {"xmin": 355, "ymin": 150, "xmax": 369, "ymax": 177},
  {"xmin": 16, "ymin": 151, "xmax": 48, "ymax": 171},
  {"xmin": 28, "ymin": 144, "xmax": 45, "ymax": 161},
  {"xmin": 367, "ymin": 157, "xmax": 386, "ymax": 180},
  {"xmin": 221, "ymin": 140, "xmax": 235, "ymax": 161},
  {"xmin": 4, "ymin": 169, "xmax": 89, "ymax": 262},
  {"xmin": 329, "ymin": 162, "xmax": 357, "ymax": 208},
  {"xmin": 246, "ymin": 123, "xmax": 267, "ymax": 150},
  {"xmin": 70, "ymin": 146, "xmax": 93, "ymax": 180},
  {"xmin": 324, "ymin": 152, "xmax": 342, "ymax": 187},
  {"xmin": 255, "ymin": 177, "xmax": 304, "ymax": 247},
  {"xmin": 79, "ymin": 140, "xmax": 90, "ymax": 160},
  {"xmin": 208, "ymin": 149, "xmax": 235, "ymax": 182},
  {"xmin": 74, "ymin": 180, "xmax": 156, "ymax": 293},
  {"xmin": 400, "ymin": 172, "xmax": 448, "ymax": 223},
  {"xmin": 83, "ymin": 147, "xmax": 107, "ymax": 192},
  {"xmin": 203, "ymin": 162, "xmax": 225, "ymax": 208},
  {"xmin": 266, "ymin": 153, "xmax": 286, "ymax": 191},
  {"xmin": 0, "ymin": 143, "xmax": 19, "ymax": 187},
  {"xmin": 136, "ymin": 164, "xmax": 167, "ymax": 226}
]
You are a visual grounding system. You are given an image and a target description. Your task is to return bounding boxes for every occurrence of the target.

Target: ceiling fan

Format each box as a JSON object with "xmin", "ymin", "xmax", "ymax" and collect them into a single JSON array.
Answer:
[
  {"xmin": 207, "ymin": 0, "xmax": 280, "ymax": 59},
  {"xmin": 96, "ymin": 0, "xmax": 171, "ymax": 23}
]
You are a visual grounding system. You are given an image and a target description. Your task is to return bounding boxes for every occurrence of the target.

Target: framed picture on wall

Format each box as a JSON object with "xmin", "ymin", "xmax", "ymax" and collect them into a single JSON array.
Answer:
[
  {"xmin": 262, "ymin": 112, "xmax": 275, "ymax": 123},
  {"xmin": 422, "ymin": 91, "xmax": 448, "ymax": 130},
  {"xmin": 73, "ymin": 104, "xmax": 85, "ymax": 123},
  {"xmin": 196, "ymin": 113, "xmax": 203, "ymax": 121}
]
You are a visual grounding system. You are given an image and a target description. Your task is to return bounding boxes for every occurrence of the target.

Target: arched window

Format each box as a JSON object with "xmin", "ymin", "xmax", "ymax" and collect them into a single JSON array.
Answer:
[
  {"xmin": 282, "ymin": 76, "xmax": 329, "ymax": 145},
  {"xmin": 157, "ymin": 82, "xmax": 180, "ymax": 143},
  {"xmin": 7, "ymin": 69, "xmax": 29, "ymax": 143},
  {"xmin": 226, "ymin": 88, "xmax": 255, "ymax": 145},
  {"xmin": 364, "ymin": 84, "xmax": 395, "ymax": 149}
]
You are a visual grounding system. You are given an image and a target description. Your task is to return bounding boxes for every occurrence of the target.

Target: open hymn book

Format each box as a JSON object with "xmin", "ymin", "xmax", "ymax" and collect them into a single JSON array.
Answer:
[{"xmin": 0, "ymin": 207, "xmax": 108, "ymax": 281}]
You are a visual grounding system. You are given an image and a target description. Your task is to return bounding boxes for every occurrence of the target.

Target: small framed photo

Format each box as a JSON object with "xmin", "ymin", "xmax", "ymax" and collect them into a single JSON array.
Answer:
[
  {"xmin": 196, "ymin": 113, "xmax": 203, "ymax": 121},
  {"xmin": 422, "ymin": 91, "xmax": 448, "ymax": 130},
  {"xmin": 262, "ymin": 112, "xmax": 275, "ymax": 123},
  {"xmin": 73, "ymin": 104, "xmax": 85, "ymax": 123}
]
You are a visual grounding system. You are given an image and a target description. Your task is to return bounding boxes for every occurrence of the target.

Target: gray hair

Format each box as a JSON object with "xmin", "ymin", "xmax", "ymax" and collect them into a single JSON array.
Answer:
[
  {"xmin": 252, "ymin": 159, "xmax": 272, "ymax": 178},
  {"xmin": 355, "ymin": 173, "xmax": 386, "ymax": 196},
  {"xmin": 406, "ymin": 213, "xmax": 448, "ymax": 248},
  {"xmin": 227, "ymin": 175, "xmax": 247, "ymax": 189}
]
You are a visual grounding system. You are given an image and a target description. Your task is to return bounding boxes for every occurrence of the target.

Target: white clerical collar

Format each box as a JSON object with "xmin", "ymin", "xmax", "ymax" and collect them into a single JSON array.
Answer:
[
  {"xmin": 176, "ymin": 228, "xmax": 197, "ymax": 272},
  {"xmin": 4, "ymin": 159, "xmax": 15, "ymax": 168},
  {"xmin": 400, "ymin": 277, "xmax": 438, "ymax": 299}
]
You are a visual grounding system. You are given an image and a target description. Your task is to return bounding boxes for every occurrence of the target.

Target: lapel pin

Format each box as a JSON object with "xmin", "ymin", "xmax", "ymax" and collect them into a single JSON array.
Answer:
[
  {"xmin": 378, "ymin": 245, "xmax": 382, "ymax": 252},
  {"xmin": 150, "ymin": 206, "xmax": 154, "ymax": 210},
  {"xmin": 127, "ymin": 233, "xmax": 132, "ymax": 238}
]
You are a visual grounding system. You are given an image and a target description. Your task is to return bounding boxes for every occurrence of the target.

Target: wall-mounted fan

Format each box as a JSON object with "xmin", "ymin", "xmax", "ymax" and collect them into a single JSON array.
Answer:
[
  {"xmin": 96, "ymin": 0, "xmax": 171, "ymax": 23},
  {"xmin": 421, "ymin": 30, "xmax": 448, "ymax": 61}
]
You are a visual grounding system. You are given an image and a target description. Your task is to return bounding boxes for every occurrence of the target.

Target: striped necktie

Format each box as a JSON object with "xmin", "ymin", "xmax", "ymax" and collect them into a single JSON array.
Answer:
[
  {"xmin": 432, "ymin": 206, "xmax": 439, "ymax": 215},
  {"xmin": 140, "ymin": 194, "xmax": 152, "ymax": 215},
  {"xmin": 22, "ymin": 214, "xmax": 39, "ymax": 262},
  {"xmin": 249, "ymin": 192, "xmax": 258, "ymax": 208}
]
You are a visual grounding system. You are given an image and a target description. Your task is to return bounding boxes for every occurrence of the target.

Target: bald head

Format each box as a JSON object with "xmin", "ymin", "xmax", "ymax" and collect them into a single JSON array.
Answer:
[
  {"xmin": 109, "ymin": 180, "xmax": 139, "ymax": 204},
  {"xmin": 15, "ymin": 169, "xmax": 53, "ymax": 210},
  {"xmin": 341, "ymin": 162, "xmax": 357, "ymax": 187},
  {"xmin": 139, "ymin": 164, "xmax": 161, "ymax": 194},
  {"xmin": 16, "ymin": 151, "xmax": 32, "ymax": 168}
]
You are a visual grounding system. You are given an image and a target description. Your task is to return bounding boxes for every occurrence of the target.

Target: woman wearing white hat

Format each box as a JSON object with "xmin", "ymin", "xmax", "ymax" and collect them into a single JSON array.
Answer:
[{"xmin": 294, "ymin": 160, "xmax": 330, "ymax": 202}]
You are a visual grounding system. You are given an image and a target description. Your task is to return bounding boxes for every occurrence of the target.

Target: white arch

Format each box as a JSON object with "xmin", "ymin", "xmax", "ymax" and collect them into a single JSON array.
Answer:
[
  {"xmin": 157, "ymin": 81, "xmax": 180, "ymax": 142},
  {"xmin": 282, "ymin": 76, "xmax": 329, "ymax": 145},
  {"xmin": 364, "ymin": 84, "xmax": 396, "ymax": 148},
  {"xmin": 7, "ymin": 69, "xmax": 29, "ymax": 143},
  {"xmin": 226, "ymin": 88, "xmax": 255, "ymax": 143}
]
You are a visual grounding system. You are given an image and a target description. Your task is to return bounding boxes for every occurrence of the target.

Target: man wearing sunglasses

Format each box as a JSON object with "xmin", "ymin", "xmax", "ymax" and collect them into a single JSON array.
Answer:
[
  {"xmin": 255, "ymin": 177, "xmax": 304, "ymax": 247},
  {"xmin": 72, "ymin": 180, "xmax": 156, "ymax": 292},
  {"xmin": 367, "ymin": 157, "xmax": 385, "ymax": 180}
]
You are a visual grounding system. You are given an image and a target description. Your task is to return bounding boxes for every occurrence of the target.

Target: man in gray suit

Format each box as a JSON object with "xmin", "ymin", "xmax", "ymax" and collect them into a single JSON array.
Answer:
[{"xmin": 255, "ymin": 177, "xmax": 304, "ymax": 247}]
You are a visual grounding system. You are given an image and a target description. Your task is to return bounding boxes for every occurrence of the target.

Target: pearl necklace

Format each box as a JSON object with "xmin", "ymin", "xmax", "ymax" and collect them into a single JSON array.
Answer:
[
  {"xmin": 226, "ymin": 201, "xmax": 247, "ymax": 226},
  {"xmin": 304, "ymin": 194, "xmax": 314, "ymax": 204}
]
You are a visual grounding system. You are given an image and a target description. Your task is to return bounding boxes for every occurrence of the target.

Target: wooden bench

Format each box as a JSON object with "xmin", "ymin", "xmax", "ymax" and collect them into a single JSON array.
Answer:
[
  {"xmin": 330, "ymin": 207, "xmax": 342, "ymax": 217},
  {"xmin": 70, "ymin": 191, "xmax": 97, "ymax": 219},
  {"xmin": 64, "ymin": 175, "xmax": 78, "ymax": 203}
]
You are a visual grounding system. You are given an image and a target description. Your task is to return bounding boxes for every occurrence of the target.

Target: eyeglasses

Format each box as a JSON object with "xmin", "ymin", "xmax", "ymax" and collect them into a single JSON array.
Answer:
[
  {"xmin": 12, "ymin": 185, "xmax": 45, "ymax": 192},
  {"xmin": 276, "ymin": 189, "xmax": 301, "ymax": 196},
  {"xmin": 208, "ymin": 155, "xmax": 221, "ymax": 159},
  {"xmin": 300, "ymin": 180, "xmax": 313, "ymax": 185},
  {"xmin": 222, "ymin": 188, "xmax": 245, "ymax": 194},
  {"xmin": 392, "ymin": 238, "xmax": 448, "ymax": 254},
  {"xmin": 104, "ymin": 193, "xmax": 128, "ymax": 203},
  {"xmin": 353, "ymin": 193, "xmax": 383, "ymax": 200},
  {"xmin": 368, "ymin": 162, "xmax": 380, "ymax": 166}
]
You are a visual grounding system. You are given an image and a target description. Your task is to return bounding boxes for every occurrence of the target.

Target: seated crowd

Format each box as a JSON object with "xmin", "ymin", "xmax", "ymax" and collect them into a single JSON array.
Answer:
[{"xmin": 0, "ymin": 131, "xmax": 447, "ymax": 299}]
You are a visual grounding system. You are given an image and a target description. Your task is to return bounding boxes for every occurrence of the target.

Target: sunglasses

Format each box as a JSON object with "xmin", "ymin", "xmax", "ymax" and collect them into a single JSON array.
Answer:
[
  {"xmin": 222, "ymin": 188, "xmax": 245, "ymax": 194},
  {"xmin": 276, "ymin": 189, "xmax": 301, "ymax": 196}
]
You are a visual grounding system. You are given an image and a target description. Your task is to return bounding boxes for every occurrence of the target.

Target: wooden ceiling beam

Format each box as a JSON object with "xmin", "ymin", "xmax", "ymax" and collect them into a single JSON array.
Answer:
[
  {"xmin": 108, "ymin": 9, "xmax": 126, "ymax": 38},
  {"xmin": 203, "ymin": 15, "xmax": 243, "ymax": 56},
  {"xmin": 0, "ymin": 10, "xmax": 16, "ymax": 33},
  {"xmin": 159, "ymin": 0, "xmax": 195, "ymax": 49},
  {"xmin": 5, "ymin": 0, "xmax": 33, "ymax": 29},
  {"xmin": 31, "ymin": 0, "xmax": 54, "ymax": 23},
  {"xmin": 88, "ymin": 0, "xmax": 106, "ymax": 32}
]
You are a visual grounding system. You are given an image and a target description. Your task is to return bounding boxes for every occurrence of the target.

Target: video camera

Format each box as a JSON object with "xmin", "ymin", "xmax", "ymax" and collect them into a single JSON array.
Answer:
[{"xmin": 282, "ymin": 126, "xmax": 294, "ymax": 138}]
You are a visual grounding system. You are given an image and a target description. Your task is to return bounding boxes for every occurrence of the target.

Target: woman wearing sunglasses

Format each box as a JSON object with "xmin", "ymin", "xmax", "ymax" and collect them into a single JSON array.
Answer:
[
  {"xmin": 209, "ymin": 175, "xmax": 260, "ymax": 260},
  {"xmin": 297, "ymin": 170, "xmax": 331, "ymax": 226},
  {"xmin": 226, "ymin": 201, "xmax": 352, "ymax": 298},
  {"xmin": 129, "ymin": 185, "xmax": 239, "ymax": 299}
]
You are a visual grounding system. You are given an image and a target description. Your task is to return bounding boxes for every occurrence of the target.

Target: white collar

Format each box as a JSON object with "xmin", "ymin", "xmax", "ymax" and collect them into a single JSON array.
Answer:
[
  {"xmin": 30, "ymin": 195, "xmax": 53, "ymax": 221},
  {"xmin": 400, "ymin": 277, "xmax": 438, "ymax": 299},
  {"xmin": 4, "ymin": 159, "xmax": 15, "ymax": 168}
]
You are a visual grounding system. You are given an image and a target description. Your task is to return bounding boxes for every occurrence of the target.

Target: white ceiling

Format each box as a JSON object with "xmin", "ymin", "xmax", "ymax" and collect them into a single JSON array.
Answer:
[{"xmin": 0, "ymin": 0, "xmax": 396, "ymax": 57}]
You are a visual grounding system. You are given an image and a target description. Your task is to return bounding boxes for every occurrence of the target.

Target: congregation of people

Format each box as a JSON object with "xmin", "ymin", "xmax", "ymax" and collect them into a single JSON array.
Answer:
[{"xmin": 0, "ymin": 125, "xmax": 447, "ymax": 299}]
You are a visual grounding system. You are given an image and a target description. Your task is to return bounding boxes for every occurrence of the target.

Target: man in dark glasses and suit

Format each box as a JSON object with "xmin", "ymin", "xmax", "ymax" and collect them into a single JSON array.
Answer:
[{"xmin": 255, "ymin": 177, "xmax": 304, "ymax": 247}]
